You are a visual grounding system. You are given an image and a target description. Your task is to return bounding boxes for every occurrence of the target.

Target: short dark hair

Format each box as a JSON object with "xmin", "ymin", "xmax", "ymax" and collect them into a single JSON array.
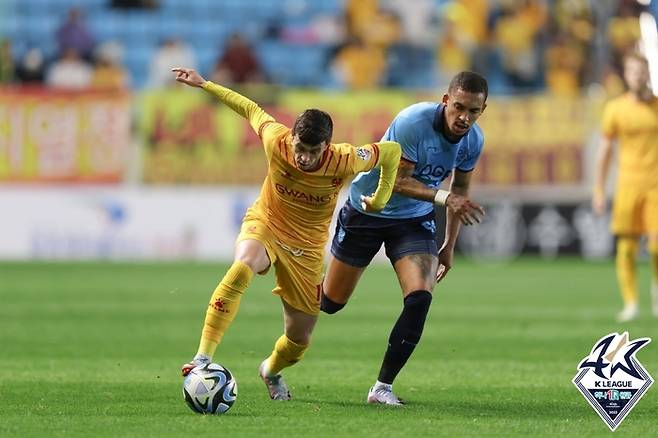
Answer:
[
  {"xmin": 448, "ymin": 71, "xmax": 489, "ymax": 100},
  {"xmin": 293, "ymin": 109, "xmax": 333, "ymax": 146}
]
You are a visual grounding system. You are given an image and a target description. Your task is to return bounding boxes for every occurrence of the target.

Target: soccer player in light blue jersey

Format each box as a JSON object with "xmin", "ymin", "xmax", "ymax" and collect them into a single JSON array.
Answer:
[{"xmin": 322, "ymin": 71, "xmax": 488, "ymax": 405}]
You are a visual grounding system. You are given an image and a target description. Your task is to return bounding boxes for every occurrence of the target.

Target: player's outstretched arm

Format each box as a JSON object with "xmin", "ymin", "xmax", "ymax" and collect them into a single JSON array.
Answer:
[
  {"xmin": 171, "ymin": 67, "xmax": 274, "ymax": 134},
  {"xmin": 360, "ymin": 141, "xmax": 402, "ymax": 212},
  {"xmin": 393, "ymin": 160, "xmax": 484, "ymax": 225}
]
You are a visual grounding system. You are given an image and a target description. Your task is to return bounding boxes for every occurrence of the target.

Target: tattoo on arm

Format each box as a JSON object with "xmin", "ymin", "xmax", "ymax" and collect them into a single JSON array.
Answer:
[{"xmin": 394, "ymin": 159, "xmax": 435, "ymax": 202}]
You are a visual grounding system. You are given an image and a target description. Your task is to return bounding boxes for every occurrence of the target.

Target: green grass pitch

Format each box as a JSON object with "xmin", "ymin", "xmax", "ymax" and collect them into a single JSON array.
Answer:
[{"xmin": 1, "ymin": 258, "xmax": 656, "ymax": 437}]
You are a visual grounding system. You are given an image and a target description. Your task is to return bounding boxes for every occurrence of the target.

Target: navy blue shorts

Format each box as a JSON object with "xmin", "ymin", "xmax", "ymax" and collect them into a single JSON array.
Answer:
[{"xmin": 330, "ymin": 202, "xmax": 438, "ymax": 267}]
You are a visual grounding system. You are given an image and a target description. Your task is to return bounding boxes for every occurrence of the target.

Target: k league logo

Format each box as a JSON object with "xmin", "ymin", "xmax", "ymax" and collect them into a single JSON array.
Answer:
[{"xmin": 573, "ymin": 332, "xmax": 653, "ymax": 431}]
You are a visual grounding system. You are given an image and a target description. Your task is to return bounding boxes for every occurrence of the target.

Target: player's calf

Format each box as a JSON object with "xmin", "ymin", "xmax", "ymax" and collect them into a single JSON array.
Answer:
[{"xmin": 377, "ymin": 290, "xmax": 432, "ymax": 383}]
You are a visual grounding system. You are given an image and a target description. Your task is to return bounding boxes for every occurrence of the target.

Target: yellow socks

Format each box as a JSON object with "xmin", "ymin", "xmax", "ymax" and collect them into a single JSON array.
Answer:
[
  {"xmin": 263, "ymin": 335, "xmax": 308, "ymax": 376},
  {"xmin": 649, "ymin": 239, "xmax": 658, "ymax": 286},
  {"xmin": 197, "ymin": 261, "xmax": 254, "ymax": 358},
  {"xmin": 616, "ymin": 237, "xmax": 639, "ymax": 306},
  {"xmin": 649, "ymin": 241, "xmax": 658, "ymax": 314}
]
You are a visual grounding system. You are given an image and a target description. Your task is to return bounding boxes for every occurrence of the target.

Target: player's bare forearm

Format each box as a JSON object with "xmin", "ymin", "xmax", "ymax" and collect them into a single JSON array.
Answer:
[
  {"xmin": 394, "ymin": 161, "xmax": 484, "ymax": 226},
  {"xmin": 441, "ymin": 193, "xmax": 462, "ymax": 250},
  {"xmin": 393, "ymin": 159, "xmax": 436, "ymax": 202},
  {"xmin": 443, "ymin": 208, "xmax": 462, "ymax": 247}
]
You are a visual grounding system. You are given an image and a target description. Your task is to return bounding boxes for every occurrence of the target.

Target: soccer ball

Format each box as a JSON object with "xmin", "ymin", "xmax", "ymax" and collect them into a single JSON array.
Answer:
[{"xmin": 183, "ymin": 362, "xmax": 238, "ymax": 414}]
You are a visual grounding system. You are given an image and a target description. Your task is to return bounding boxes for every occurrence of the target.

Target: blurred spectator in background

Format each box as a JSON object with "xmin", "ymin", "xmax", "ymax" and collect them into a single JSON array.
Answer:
[
  {"xmin": 330, "ymin": 37, "xmax": 386, "ymax": 89},
  {"xmin": 545, "ymin": 0, "xmax": 595, "ymax": 96},
  {"xmin": 56, "ymin": 8, "xmax": 95, "ymax": 59},
  {"xmin": 334, "ymin": 0, "xmax": 401, "ymax": 89},
  {"xmin": 15, "ymin": 48, "xmax": 46, "ymax": 84},
  {"xmin": 383, "ymin": 0, "xmax": 438, "ymax": 47},
  {"xmin": 608, "ymin": 0, "xmax": 643, "ymax": 57},
  {"xmin": 0, "ymin": 39, "xmax": 14, "ymax": 84},
  {"xmin": 210, "ymin": 34, "xmax": 266, "ymax": 86},
  {"xmin": 148, "ymin": 39, "xmax": 197, "ymax": 88},
  {"xmin": 46, "ymin": 48, "xmax": 93, "ymax": 89},
  {"xmin": 92, "ymin": 41, "xmax": 130, "ymax": 90},
  {"xmin": 346, "ymin": 0, "xmax": 401, "ymax": 49},
  {"xmin": 435, "ymin": 4, "xmax": 475, "ymax": 85},
  {"xmin": 600, "ymin": 64, "xmax": 626, "ymax": 97},
  {"xmin": 492, "ymin": 0, "xmax": 546, "ymax": 92},
  {"xmin": 544, "ymin": 33, "xmax": 586, "ymax": 96}
]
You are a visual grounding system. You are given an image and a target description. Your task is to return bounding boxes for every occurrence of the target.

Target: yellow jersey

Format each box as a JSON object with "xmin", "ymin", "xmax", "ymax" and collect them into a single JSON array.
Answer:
[
  {"xmin": 601, "ymin": 94, "xmax": 658, "ymax": 189},
  {"xmin": 202, "ymin": 81, "xmax": 401, "ymax": 250}
]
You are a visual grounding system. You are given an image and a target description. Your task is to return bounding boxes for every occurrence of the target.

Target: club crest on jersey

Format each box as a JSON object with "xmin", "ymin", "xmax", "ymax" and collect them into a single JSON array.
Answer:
[
  {"xmin": 572, "ymin": 332, "xmax": 653, "ymax": 431},
  {"xmin": 355, "ymin": 147, "xmax": 372, "ymax": 161}
]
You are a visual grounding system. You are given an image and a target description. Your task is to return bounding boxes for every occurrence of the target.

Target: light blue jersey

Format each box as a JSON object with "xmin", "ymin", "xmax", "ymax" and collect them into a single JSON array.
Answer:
[{"xmin": 349, "ymin": 102, "xmax": 484, "ymax": 219}]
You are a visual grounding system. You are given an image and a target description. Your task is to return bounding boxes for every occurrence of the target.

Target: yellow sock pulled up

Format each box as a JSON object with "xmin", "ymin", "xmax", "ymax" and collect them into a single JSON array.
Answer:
[
  {"xmin": 197, "ymin": 260, "xmax": 253, "ymax": 358},
  {"xmin": 264, "ymin": 335, "xmax": 308, "ymax": 376},
  {"xmin": 616, "ymin": 237, "xmax": 639, "ymax": 306}
]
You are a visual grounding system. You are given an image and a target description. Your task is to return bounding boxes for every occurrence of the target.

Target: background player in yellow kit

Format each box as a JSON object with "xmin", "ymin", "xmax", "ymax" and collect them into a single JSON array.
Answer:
[
  {"xmin": 171, "ymin": 67, "xmax": 401, "ymax": 400},
  {"xmin": 592, "ymin": 53, "xmax": 658, "ymax": 322}
]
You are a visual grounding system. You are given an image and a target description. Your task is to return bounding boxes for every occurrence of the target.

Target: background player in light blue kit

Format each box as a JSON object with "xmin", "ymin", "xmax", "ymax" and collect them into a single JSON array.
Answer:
[{"xmin": 322, "ymin": 71, "xmax": 488, "ymax": 405}]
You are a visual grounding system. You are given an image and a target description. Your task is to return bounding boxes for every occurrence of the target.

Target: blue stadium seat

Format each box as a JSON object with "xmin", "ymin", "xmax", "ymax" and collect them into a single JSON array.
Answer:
[{"xmin": 257, "ymin": 41, "xmax": 330, "ymax": 86}]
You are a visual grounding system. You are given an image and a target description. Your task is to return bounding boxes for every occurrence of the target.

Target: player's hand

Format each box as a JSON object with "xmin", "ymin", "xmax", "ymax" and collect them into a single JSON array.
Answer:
[
  {"xmin": 591, "ymin": 191, "xmax": 606, "ymax": 215},
  {"xmin": 445, "ymin": 193, "xmax": 485, "ymax": 225},
  {"xmin": 436, "ymin": 245, "xmax": 454, "ymax": 283},
  {"xmin": 360, "ymin": 195, "xmax": 381, "ymax": 212},
  {"xmin": 171, "ymin": 67, "xmax": 206, "ymax": 88}
]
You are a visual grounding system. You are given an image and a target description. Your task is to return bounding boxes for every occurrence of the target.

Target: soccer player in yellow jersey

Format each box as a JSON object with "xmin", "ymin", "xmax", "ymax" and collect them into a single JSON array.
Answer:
[
  {"xmin": 592, "ymin": 53, "xmax": 658, "ymax": 322},
  {"xmin": 171, "ymin": 67, "xmax": 401, "ymax": 400}
]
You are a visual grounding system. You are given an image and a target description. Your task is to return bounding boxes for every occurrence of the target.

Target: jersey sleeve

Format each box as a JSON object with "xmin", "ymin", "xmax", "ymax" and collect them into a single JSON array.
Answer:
[
  {"xmin": 349, "ymin": 141, "xmax": 401, "ymax": 211},
  {"xmin": 383, "ymin": 116, "xmax": 419, "ymax": 163},
  {"xmin": 202, "ymin": 81, "xmax": 275, "ymax": 135},
  {"xmin": 601, "ymin": 101, "xmax": 617, "ymax": 139}
]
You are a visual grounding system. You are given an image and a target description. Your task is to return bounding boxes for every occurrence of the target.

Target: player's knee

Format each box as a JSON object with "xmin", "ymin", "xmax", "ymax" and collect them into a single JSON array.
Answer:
[{"xmin": 320, "ymin": 292, "xmax": 346, "ymax": 314}]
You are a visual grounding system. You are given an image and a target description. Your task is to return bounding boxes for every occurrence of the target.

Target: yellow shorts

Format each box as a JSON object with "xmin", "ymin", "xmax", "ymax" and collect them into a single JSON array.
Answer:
[
  {"xmin": 611, "ymin": 187, "xmax": 658, "ymax": 236},
  {"xmin": 237, "ymin": 213, "xmax": 323, "ymax": 315}
]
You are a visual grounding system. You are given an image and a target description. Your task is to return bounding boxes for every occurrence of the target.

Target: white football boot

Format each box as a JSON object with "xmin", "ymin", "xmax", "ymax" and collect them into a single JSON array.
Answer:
[
  {"xmin": 367, "ymin": 383, "xmax": 404, "ymax": 406},
  {"xmin": 258, "ymin": 360, "xmax": 291, "ymax": 401},
  {"xmin": 181, "ymin": 354, "xmax": 210, "ymax": 377},
  {"xmin": 616, "ymin": 302, "xmax": 639, "ymax": 323}
]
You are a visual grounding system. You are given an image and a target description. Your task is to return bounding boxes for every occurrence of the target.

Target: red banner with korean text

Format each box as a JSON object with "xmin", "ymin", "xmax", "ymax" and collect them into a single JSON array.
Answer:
[{"xmin": 0, "ymin": 87, "xmax": 131, "ymax": 183}]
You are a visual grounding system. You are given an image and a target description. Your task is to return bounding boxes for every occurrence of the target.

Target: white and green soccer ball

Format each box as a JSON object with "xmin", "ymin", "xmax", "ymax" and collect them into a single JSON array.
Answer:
[{"xmin": 183, "ymin": 363, "xmax": 237, "ymax": 414}]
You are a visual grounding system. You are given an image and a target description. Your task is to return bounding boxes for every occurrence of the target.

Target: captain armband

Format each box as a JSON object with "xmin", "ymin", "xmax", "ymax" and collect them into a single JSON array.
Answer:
[{"xmin": 433, "ymin": 189, "xmax": 451, "ymax": 206}]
